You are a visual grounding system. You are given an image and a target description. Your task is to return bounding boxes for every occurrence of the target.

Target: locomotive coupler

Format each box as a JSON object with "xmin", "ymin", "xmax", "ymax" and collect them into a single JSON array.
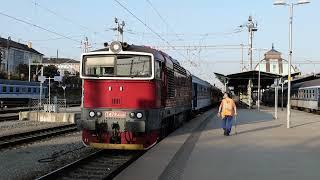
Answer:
[{"xmin": 110, "ymin": 121, "xmax": 121, "ymax": 144}]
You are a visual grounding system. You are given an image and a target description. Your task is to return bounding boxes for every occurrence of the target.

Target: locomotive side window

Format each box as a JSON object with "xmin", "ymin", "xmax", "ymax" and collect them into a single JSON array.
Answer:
[
  {"xmin": 2, "ymin": 86, "xmax": 6, "ymax": 92},
  {"xmin": 155, "ymin": 61, "xmax": 161, "ymax": 79}
]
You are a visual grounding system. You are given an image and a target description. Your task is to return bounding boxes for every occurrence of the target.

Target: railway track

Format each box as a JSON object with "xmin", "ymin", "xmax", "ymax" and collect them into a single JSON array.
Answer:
[
  {"xmin": 0, "ymin": 113, "xmax": 19, "ymax": 122},
  {"xmin": 37, "ymin": 150, "xmax": 143, "ymax": 180},
  {"xmin": 0, "ymin": 107, "xmax": 29, "ymax": 114},
  {"xmin": 0, "ymin": 124, "xmax": 78, "ymax": 149}
]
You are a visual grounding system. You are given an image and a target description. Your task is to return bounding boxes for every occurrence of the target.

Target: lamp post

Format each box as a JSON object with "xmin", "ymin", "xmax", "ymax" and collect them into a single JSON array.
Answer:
[{"xmin": 273, "ymin": 0, "xmax": 310, "ymax": 128}]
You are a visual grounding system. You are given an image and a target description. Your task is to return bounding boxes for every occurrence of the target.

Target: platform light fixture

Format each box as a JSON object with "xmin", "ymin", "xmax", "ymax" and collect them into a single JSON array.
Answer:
[{"xmin": 273, "ymin": 0, "xmax": 310, "ymax": 128}]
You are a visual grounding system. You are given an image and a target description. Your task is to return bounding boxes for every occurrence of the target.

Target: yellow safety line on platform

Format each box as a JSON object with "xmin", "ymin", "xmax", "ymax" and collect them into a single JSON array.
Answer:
[{"xmin": 90, "ymin": 143, "xmax": 144, "ymax": 150}]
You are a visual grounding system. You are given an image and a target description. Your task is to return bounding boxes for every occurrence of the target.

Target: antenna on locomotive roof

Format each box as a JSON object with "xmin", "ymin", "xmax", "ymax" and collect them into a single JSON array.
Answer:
[{"xmin": 111, "ymin": 17, "xmax": 125, "ymax": 43}]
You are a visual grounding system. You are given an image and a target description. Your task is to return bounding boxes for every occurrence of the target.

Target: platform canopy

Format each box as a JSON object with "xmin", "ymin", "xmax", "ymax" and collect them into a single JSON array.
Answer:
[
  {"xmin": 291, "ymin": 73, "xmax": 320, "ymax": 84},
  {"xmin": 214, "ymin": 70, "xmax": 282, "ymax": 93}
]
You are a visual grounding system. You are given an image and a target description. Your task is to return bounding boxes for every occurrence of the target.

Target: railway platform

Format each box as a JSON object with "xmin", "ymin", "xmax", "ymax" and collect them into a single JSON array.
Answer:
[{"xmin": 115, "ymin": 107, "xmax": 320, "ymax": 180}]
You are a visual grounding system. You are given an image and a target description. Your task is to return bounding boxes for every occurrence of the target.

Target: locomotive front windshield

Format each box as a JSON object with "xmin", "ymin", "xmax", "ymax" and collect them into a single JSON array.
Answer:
[{"xmin": 83, "ymin": 55, "xmax": 152, "ymax": 77}]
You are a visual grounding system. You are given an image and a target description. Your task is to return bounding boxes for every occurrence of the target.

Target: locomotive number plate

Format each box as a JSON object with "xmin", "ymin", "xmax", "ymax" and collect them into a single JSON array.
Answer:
[{"xmin": 105, "ymin": 111, "xmax": 126, "ymax": 118}]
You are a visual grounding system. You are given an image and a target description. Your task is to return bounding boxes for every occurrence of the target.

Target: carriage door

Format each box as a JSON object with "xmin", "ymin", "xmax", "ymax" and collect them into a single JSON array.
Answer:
[
  {"xmin": 192, "ymin": 83, "xmax": 197, "ymax": 109},
  {"xmin": 318, "ymin": 88, "xmax": 320, "ymax": 108}
]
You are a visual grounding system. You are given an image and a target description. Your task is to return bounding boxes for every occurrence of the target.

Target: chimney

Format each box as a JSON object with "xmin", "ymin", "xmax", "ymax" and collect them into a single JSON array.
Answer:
[{"xmin": 27, "ymin": 41, "xmax": 32, "ymax": 48}]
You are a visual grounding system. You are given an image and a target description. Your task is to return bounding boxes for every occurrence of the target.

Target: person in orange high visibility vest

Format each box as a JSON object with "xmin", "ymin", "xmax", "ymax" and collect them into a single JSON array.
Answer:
[{"xmin": 218, "ymin": 93, "xmax": 237, "ymax": 136}]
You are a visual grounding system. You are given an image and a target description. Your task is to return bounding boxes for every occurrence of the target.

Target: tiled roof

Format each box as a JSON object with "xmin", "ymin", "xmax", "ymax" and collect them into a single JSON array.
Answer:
[{"xmin": 0, "ymin": 37, "xmax": 43, "ymax": 55}]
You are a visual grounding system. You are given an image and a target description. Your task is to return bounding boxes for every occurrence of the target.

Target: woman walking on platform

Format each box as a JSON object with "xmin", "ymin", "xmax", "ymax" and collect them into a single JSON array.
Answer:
[{"xmin": 218, "ymin": 93, "xmax": 237, "ymax": 136}]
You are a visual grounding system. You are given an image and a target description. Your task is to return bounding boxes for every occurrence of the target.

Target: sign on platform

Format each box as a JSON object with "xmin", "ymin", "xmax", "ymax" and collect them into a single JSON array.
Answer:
[
  {"xmin": 38, "ymin": 76, "xmax": 46, "ymax": 83},
  {"xmin": 54, "ymin": 76, "xmax": 63, "ymax": 82}
]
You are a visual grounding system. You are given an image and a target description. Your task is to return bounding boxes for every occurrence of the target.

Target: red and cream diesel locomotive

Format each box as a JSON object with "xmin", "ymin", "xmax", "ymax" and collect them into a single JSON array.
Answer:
[{"xmin": 79, "ymin": 41, "xmax": 193, "ymax": 150}]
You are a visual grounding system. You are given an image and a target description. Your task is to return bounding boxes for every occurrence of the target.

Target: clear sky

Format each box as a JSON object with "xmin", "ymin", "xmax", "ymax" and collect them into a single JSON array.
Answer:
[{"xmin": 0, "ymin": 0, "xmax": 318, "ymax": 87}]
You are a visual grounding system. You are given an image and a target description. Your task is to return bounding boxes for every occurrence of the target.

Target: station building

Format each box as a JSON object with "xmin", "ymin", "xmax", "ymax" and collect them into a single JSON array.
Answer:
[
  {"xmin": 42, "ymin": 57, "xmax": 80, "ymax": 75},
  {"xmin": 0, "ymin": 37, "xmax": 43, "ymax": 75},
  {"xmin": 254, "ymin": 45, "xmax": 299, "ymax": 76}
]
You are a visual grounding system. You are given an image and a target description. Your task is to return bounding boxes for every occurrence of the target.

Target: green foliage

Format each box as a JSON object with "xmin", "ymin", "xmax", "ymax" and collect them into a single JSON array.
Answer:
[
  {"xmin": 0, "ymin": 71, "xmax": 7, "ymax": 79},
  {"xmin": 44, "ymin": 65, "xmax": 59, "ymax": 78}
]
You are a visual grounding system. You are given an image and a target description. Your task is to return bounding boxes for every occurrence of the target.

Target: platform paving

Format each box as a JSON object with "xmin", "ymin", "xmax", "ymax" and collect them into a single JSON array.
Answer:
[{"xmin": 116, "ymin": 107, "xmax": 320, "ymax": 180}]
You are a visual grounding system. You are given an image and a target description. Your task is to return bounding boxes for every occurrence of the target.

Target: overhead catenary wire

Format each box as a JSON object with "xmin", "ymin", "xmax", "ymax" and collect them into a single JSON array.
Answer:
[
  {"xmin": 0, "ymin": 11, "xmax": 81, "ymax": 43},
  {"xmin": 31, "ymin": 0, "xmax": 90, "ymax": 32},
  {"xmin": 30, "ymin": 35, "xmax": 84, "ymax": 42},
  {"xmin": 126, "ymin": 29, "xmax": 243, "ymax": 37},
  {"xmin": 145, "ymin": 0, "xmax": 183, "ymax": 41},
  {"xmin": 31, "ymin": 0, "xmax": 106, "ymax": 40},
  {"xmin": 113, "ymin": 0, "xmax": 190, "ymax": 62}
]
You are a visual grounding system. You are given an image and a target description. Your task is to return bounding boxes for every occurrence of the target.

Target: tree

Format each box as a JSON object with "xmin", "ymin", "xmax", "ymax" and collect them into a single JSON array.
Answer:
[
  {"xmin": 0, "ymin": 71, "xmax": 7, "ymax": 79},
  {"xmin": 44, "ymin": 65, "xmax": 59, "ymax": 78}
]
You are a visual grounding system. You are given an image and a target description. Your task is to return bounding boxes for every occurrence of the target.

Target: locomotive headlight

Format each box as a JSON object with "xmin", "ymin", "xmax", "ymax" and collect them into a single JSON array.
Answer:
[
  {"xmin": 89, "ymin": 111, "xmax": 95, "ymax": 118},
  {"xmin": 129, "ymin": 112, "xmax": 136, "ymax": 119},
  {"xmin": 110, "ymin": 41, "xmax": 122, "ymax": 53},
  {"xmin": 113, "ymin": 44, "xmax": 120, "ymax": 51},
  {"xmin": 136, "ymin": 112, "xmax": 143, "ymax": 119},
  {"xmin": 96, "ymin": 111, "xmax": 102, "ymax": 117}
]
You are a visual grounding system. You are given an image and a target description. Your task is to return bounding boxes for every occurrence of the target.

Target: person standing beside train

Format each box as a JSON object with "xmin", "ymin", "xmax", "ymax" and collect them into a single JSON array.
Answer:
[{"xmin": 218, "ymin": 93, "xmax": 237, "ymax": 136}]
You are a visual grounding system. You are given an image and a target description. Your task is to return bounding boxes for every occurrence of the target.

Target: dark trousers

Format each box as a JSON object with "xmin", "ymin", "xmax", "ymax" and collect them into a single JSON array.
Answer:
[{"xmin": 222, "ymin": 115, "xmax": 233, "ymax": 133}]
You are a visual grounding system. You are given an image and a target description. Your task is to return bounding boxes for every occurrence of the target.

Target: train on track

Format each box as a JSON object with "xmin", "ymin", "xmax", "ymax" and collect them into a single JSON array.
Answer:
[
  {"xmin": 262, "ymin": 78, "xmax": 320, "ymax": 112},
  {"xmin": 0, "ymin": 79, "xmax": 48, "ymax": 108},
  {"xmin": 78, "ymin": 41, "xmax": 222, "ymax": 150}
]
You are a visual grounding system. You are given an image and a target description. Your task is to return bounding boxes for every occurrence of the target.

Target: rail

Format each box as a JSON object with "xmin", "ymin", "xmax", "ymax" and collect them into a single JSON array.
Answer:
[
  {"xmin": 37, "ymin": 150, "xmax": 143, "ymax": 180},
  {"xmin": 0, "ymin": 124, "xmax": 78, "ymax": 149},
  {"xmin": 0, "ymin": 113, "xmax": 19, "ymax": 121}
]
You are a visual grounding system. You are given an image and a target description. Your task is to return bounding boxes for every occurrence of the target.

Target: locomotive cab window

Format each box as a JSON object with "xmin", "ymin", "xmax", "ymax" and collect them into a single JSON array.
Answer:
[
  {"xmin": 116, "ymin": 55, "xmax": 151, "ymax": 77},
  {"xmin": 83, "ymin": 55, "xmax": 152, "ymax": 78},
  {"xmin": 84, "ymin": 56, "xmax": 115, "ymax": 76}
]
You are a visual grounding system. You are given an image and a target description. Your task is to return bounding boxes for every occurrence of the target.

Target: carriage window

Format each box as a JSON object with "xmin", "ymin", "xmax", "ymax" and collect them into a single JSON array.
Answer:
[
  {"xmin": 16, "ymin": 87, "xmax": 20, "ymax": 93},
  {"xmin": 9, "ymin": 86, "xmax": 13, "ymax": 92},
  {"xmin": 28, "ymin": 87, "xmax": 31, "ymax": 93},
  {"xmin": 312, "ymin": 90, "xmax": 315, "ymax": 98},
  {"xmin": 2, "ymin": 86, "xmax": 6, "ymax": 92},
  {"xmin": 33, "ymin": 88, "xmax": 37, "ymax": 93}
]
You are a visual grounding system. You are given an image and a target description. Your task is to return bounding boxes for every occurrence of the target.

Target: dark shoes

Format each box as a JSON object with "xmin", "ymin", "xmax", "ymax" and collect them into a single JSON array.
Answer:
[{"xmin": 223, "ymin": 129, "xmax": 230, "ymax": 136}]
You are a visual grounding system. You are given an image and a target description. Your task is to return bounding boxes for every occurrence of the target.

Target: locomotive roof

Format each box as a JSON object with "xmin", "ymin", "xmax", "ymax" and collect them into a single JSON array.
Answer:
[
  {"xmin": 93, "ymin": 44, "xmax": 177, "ymax": 64},
  {"xmin": 92, "ymin": 43, "xmax": 191, "ymax": 75}
]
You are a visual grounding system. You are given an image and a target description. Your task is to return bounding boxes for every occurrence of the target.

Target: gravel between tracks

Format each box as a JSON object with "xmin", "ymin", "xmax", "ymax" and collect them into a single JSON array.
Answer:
[
  {"xmin": 0, "ymin": 132, "xmax": 97, "ymax": 180},
  {"xmin": 0, "ymin": 120, "xmax": 71, "ymax": 137}
]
